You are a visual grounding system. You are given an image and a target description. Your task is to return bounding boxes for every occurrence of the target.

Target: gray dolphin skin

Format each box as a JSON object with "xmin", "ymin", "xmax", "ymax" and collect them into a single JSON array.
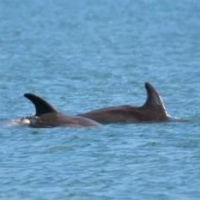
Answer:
[
  {"xmin": 79, "ymin": 82, "xmax": 184, "ymax": 123},
  {"xmin": 20, "ymin": 93, "xmax": 100, "ymax": 128}
]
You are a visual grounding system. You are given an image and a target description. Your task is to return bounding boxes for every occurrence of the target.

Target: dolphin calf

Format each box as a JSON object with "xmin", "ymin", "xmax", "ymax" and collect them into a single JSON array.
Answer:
[
  {"xmin": 79, "ymin": 82, "xmax": 184, "ymax": 123},
  {"xmin": 18, "ymin": 93, "xmax": 100, "ymax": 128}
]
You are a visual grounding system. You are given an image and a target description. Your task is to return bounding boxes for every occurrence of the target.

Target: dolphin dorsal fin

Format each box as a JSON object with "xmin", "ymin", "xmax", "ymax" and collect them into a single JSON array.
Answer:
[
  {"xmin": 24, "ymin": 93, "xmax": 58, "ymax": 116},
  {"xmin": 143, "ymin": 82, "xmax": 167, "ymax": 113}
]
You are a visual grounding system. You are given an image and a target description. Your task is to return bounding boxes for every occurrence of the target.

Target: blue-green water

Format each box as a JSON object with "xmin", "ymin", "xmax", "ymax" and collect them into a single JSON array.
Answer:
[{"xmin": 0, "ymin": 0, "xmax": 200, "ymax": 199}]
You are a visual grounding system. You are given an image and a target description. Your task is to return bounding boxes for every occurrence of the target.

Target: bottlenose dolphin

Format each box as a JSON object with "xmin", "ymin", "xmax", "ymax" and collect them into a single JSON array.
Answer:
[
  {"xmin": 18, "ymin": 93, "xmax": 100, "ymax": 128},
  {"xmin": 79, "ymin": 82, "xmax": 184, "ymax": 123}
]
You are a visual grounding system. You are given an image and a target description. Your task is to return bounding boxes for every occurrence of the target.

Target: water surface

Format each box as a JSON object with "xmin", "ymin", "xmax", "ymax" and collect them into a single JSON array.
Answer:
[{"xmin": 0, "ymin": 0, "xmax": 200, "ymax": 199}]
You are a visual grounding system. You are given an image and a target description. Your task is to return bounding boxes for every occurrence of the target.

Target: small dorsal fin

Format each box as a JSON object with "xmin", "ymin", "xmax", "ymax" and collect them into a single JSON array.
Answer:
[
  {"xmin": 143, "ymin": 82, "xmax": 167, "ymax": 111},
  {"xmin": 24, "ymin": 93, "xmax": 58, "ymax": 116}
]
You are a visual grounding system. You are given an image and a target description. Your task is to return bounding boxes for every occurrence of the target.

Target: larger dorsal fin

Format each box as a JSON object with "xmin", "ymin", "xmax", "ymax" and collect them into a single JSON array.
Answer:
[
  {"xmin": 143, "ymin": 82, "xmax": 168, "ymax": 114},
  {"xmin": 24, "ymin": 93, "xmax": 58, "ymax": 116}
]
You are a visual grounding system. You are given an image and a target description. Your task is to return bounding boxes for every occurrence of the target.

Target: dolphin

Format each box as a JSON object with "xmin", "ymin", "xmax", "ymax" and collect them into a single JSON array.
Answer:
[
  {"xmin": 78, "ymin": 82, "xmax": 185, "ymax": 123},
  {"xmin": 18, "ymin": 93, "xmax": 100, "ymax": 128}
]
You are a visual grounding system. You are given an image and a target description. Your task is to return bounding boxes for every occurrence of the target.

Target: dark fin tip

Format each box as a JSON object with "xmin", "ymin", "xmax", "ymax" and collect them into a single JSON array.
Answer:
[{"xmin": 145, "ymin": 82, "xmax": 153, "ymax": 90}]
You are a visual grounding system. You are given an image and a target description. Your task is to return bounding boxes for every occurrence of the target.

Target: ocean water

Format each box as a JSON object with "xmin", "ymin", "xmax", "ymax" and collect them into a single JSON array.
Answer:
[{"xmin": 0, "ymin": 0, "xmax": 200, "ymax": 199}]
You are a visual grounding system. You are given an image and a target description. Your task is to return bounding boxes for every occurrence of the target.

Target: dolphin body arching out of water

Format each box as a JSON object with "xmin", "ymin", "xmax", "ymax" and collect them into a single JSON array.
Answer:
[
  {"xmin": 79, "ymin": 82, "xmax": 186, "ymax": 124},
  {"xmin": 16, "ymin": 93, "xmax": 100, "ymax": 128}
]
